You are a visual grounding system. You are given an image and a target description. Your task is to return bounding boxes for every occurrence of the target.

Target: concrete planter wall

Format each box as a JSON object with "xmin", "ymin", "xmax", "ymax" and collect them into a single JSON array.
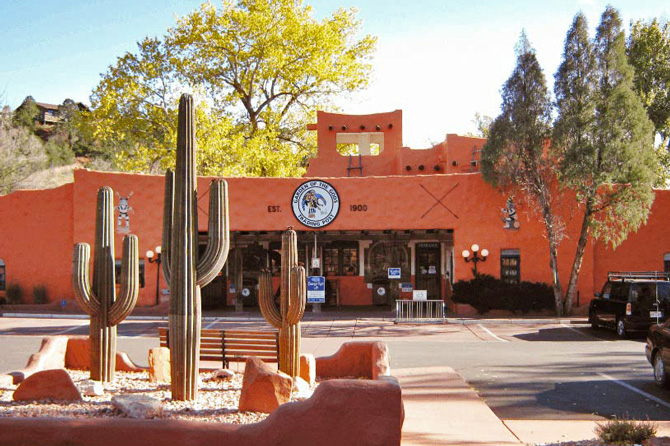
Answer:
[{"xmin": 0, "ymin": 338, "xmax": 403, "ymax": 446}]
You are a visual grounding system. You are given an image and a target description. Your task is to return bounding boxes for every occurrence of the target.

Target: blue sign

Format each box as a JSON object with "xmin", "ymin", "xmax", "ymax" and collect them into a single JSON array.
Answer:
[
  {"xmin": 388, "ymin": 268, "xmax": 401, "ymax": 279},
  {"xmin": 307, "ymin": 276, "xmax": 326, "ymax": 303}
]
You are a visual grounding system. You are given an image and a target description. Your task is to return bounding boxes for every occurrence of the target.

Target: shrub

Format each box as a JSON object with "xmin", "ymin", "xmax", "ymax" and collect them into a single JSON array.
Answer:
[
  {"xmin": 32, "ymin": 285, "xmax": 48, "ymax": 304},
  {"xmin": 595, "ymin": 418, "xmax": 657, "ymax": 444},
  {"xmin": 451, "ymin": 273, "xmax": 553, "ymax": 314},
  {"xmin": 6, "ymin": 283, "xmax": 24, "ymax": 304}
]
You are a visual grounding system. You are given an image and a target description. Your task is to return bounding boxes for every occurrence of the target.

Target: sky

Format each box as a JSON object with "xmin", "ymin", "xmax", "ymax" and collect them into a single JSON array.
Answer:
[{"xmin": 1, "ymin": 0, "xmax": 668, "ymax": 148}]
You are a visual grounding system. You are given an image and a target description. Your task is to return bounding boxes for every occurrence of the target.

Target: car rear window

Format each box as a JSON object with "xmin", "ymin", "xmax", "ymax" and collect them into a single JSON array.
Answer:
[
  {"xmin": 610, "ymin": 282, "xmax": 630, "ymax": 301},
  {"xmin": 659, "ymin": 283, "xmax": 670, "ymax": 302},
  {"xmin": 632, "ymin": 282, "xmax": 656, "ymax": 305}
]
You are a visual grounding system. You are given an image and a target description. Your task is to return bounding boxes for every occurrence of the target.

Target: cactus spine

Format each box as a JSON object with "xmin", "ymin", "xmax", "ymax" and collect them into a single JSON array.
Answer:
[
  {"xmin": 162, "ymin": 94, "xmax": 230, "ymax": 401},
  {"xmin": 72, "ymin": 186, "xmax": 139, "ymax": 382},
  {"xmin": 259, "ymin": 228, "xmax": 306, "ymax": 377}
]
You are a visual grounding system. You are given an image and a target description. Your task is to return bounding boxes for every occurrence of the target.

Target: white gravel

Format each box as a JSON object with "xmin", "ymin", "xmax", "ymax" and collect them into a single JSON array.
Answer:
[{"xmin": 0, "ymin": 369, "xmax": 302, "ymax": 424}]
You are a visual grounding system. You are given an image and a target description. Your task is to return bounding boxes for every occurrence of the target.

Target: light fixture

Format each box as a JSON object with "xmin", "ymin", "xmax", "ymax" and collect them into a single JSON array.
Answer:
[
  {"xmin": 146, "ymin": 246, "xmax": 162, "ymax": 306},
  {"xmin": 462, "ymin": 244, "xmax": 488, "ymax": 274}
]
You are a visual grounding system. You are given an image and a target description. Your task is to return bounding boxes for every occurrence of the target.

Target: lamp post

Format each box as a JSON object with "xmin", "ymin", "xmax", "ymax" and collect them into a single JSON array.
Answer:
[
  {"xmin": 462, "ymin": 244, "xmax": 489, "ymax": 275},
  {"xmin": 146, "ymin": 246, "xmax": 162, "ymax": 306}
]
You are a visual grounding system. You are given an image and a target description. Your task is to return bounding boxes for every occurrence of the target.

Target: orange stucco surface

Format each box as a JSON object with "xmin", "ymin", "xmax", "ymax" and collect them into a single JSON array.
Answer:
[{"xmin": 0, "ymin": 110, "xmax": 668, "ymax": 310}]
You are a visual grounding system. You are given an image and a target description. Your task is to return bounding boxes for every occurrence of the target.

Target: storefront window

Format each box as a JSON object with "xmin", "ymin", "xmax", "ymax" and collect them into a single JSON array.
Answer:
[
  {"xmin": 0, "ymin": 259, "xmax": 5, "ymax": 291},
  {"xmin": 501, "ymin": 249, "xmax": 520, "ymax": 284},
  {"xmin": 269, "ymin": 241, "xmax": 307, "ymax": 276},
  {"xmin": 115, "ymin": 260, "xmax": 145, "ymax": 288},
  {"xmin": 322, "ymin": 242, "xmax": 358, "ymax": 276}
]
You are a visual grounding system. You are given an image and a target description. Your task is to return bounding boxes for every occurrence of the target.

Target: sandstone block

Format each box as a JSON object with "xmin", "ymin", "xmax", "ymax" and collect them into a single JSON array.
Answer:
[
  {"xmin": 13, "ymin": 369, "xmax": 82, "ymax": 402},
  {"xmin": 148, "ymin": 347, "xmax": 170, "ymax": 383},
  {"xmin": 82, "ymin": 380, "xmax": 104, "ymax": 396},
  {"xmin": 238, "ymin": 357, "xmax": 293, "ymax": 413},
  {"xmin": 299, "ymin": 353, "xmax": 316, "ymax": 386},
  {"xmin": 112, "ymin": 395, "xmax": 163, "ymax": 419},
  {"xmin": 206, "ymin": 369, "xmax": 234, "ymax": 382}
]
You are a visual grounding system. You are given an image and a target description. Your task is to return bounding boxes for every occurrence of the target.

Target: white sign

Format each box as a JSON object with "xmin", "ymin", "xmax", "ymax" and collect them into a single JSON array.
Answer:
[
  {"xmin": 291, "ymin": 181, "xmax": 340, "ymax": 228},
  {"xmin": 311, "ymin": 258, "xmax": 321, "ymax": 269},
  {"xmin": 413, "ymin": 290, "xmax": 428, "ymax": 301},
  {"xmin": 400, "ymin": 282, "xmax": 413, "ymax": 292},
  {"xmin": 388, "ymin": 267, "xmax": 401, "ymax": 279},
  {"xmin": 307, "ymin": 276, "xmax": 326, "ymax": 303},
  {"xmin": 241, "ymin": 288, "xmax": 251, "ymax": 297}
]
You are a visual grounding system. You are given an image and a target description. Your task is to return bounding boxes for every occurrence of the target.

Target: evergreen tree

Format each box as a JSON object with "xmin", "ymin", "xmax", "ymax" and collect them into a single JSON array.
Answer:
[
  {"xmin": 481, "ymin": 32, "xmax": 566, "ymax": 315},
  {"xmin": 12, "ymin": 96, "xmax": 40, "ymax": 131},
  {"xmin": 554, "ymin": 8, "xmax": 657, "ymax": 315}
]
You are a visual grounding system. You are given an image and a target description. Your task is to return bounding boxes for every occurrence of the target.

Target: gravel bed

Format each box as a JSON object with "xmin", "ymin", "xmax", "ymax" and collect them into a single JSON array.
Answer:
[{"xmin": 0, "ymin": 370, "xmax": 306, "ymax": 423}]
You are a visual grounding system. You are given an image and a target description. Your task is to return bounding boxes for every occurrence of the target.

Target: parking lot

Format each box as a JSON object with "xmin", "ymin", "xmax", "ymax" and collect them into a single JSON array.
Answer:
[{"xmin": 0, "ymin": 315, "xmax": 668, "ymax": 423}]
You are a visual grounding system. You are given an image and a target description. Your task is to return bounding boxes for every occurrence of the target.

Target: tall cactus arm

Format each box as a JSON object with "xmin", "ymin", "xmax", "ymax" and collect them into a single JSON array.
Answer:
[
  {"xmin": 259, "ymin": 271, "xmax": 282, "ymax": 328},
  {"xmin": 72, "ymin": 243, "xmax": 100, "ymax": 315},
  {"xmin": 162, "ymin": 170, "xmax": 174, "ymax": 285},
  {"xmin": 196, "ymin": 179, "xmax": 230, "ymax": 287},
  {"xmin": 286, "ymin": 265, "xmax": 306, "ymax": 325},
  {"xmin": 109, "ymin": 235, "xmax": 140, "ymax": 326}
]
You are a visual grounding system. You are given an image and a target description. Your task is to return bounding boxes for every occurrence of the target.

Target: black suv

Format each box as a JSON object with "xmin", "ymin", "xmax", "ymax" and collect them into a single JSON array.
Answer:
[{"xmin": 588, "ymin": 271, "xmax": 670, "ymax": 338}]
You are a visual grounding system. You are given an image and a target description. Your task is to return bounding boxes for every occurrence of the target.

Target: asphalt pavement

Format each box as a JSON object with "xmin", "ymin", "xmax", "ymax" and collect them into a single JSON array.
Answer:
[{"xmin": 1, "ymin": 311, "xmax": 670, "ymax": 444}]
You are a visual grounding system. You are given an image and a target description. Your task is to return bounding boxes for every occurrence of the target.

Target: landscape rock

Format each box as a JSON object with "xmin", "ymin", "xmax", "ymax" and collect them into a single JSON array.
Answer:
[
  {"xmin": 13, "ymin": 369, "xmax": 82, "ymax": 402},
  {"xmin": 206, "ymin": 369, "xmax": 234, "ymax": 382},
  {"xmin": 111, "ymin": 394, "xmax": 163, "ymax": 419},
  {"xmin": 292, "ymin": 376, "xmax": 313, "ymax": 400},
  {"xmin": 148, "ymin": 347, "xmax": 170, "ymax": 383},
  {"xmin": 82, "ymin": 380, "xmax": 104, "ymax": 396},
  {"xmin": 238, "ymin": 357, "xmax": 293, "ymax": 413},
  {"xmin": 299, "ymin": 353, "xmax": 316, "ymax": 386}
]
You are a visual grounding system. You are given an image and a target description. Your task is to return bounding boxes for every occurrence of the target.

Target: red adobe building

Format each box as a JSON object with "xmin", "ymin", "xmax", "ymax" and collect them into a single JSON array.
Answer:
[{"xmin": 0, "ymin": 110, "xmax": 669, "ymax": 314}]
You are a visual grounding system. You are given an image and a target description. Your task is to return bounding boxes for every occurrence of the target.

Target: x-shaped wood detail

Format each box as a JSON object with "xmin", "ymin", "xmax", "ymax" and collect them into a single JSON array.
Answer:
[{"xmin": 420, "ymin": 183, "xmax": 459, "ymax": 219}]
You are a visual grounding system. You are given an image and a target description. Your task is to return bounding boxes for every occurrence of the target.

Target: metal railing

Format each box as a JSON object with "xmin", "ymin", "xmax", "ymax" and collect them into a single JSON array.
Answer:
[
  {"xmin": 395, "ymin": 299, "xmax": 446, "ymax": 323},
  {"xmin": 608, "ymin": 271, "xmax": 670, "ymax": 281}
]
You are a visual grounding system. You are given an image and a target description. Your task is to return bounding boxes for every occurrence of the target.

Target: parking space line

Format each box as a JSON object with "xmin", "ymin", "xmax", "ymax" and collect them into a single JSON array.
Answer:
[
  {"xmin": 204, "ymin": 320, "xmax": 219, "ymax": 329},
  {"xmin": 53, "ymin": 325, "xmax": 87, "ymax": 335},
  {"xmin": 477, "ymin": 324, "xmax": 508, "ymax": 342},
  {"xmin": 597, "ymin": 372, "xmax": 670, "ymax": 409}
]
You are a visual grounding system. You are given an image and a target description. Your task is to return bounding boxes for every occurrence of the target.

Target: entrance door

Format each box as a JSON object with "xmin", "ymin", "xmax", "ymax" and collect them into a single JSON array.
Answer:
[{"xmin": 415, "ymin": 243, "xmax": 441, "ymax": 300}]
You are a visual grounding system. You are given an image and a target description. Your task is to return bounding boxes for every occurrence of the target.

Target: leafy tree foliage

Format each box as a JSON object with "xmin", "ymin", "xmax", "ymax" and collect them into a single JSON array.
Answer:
[
  {"xmin": 84, "ymin": 0, "xmax": 376, "ymax": 176},
  {"xmin": 628, "ymin": 18, "xmax": 670, "ymax": 183},
  {"xmin": 12, "ymin": 96, "xmax": 40, "ymax": 131},
  {"xmin": 554, "ymin": 10, "xmax": 656, "ymax": 315},
  {"xmin": 481, "ymin": 32, "xmax": 566, "ymax": 314}
]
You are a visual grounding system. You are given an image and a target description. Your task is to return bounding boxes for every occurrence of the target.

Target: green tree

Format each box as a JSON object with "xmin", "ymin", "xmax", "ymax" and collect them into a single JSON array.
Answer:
[
  {"xmin": 84, "ymin": 0, "xmax": 376, "ymax": 176},
  {"xmin": 470, "ymin": 112, "xmax": 493, "ymax": 138},
  {"xmin": 12, "ymin": 96, "xmax": 40, "ymax": 131},
  {"xmin": 554, "ymin": 8, "xmax": 656, "ymax": 315},
  {"xmin": 481, "ymin": 32, "xmax": 566, "ymax": 315},
  {"xmin": 628, "ymin": 18, "xmax": 670, "ymax": 184}
]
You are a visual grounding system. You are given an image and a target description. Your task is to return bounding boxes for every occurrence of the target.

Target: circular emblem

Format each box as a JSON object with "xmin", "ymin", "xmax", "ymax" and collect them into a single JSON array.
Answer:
[
  {"xmin": 376, "ymin": 287, "xmax": 386, "ymax": 296},
  {"xmin": 241, "ymin": 288, "xmax": 251, "ymax": 297},
  {"xmin": 291, "ymin": 180, "xmax": 340, "ymax": 228}
]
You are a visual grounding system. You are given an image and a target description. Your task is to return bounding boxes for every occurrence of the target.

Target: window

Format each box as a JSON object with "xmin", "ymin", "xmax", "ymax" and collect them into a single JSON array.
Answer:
[
  {"xmin": 0, "ymin": 259, "xmax": 5, "ymax": 291},
  {"xmin": 336, "ymin": 132, "xmax": 384, "ymax": 156},
  {"xmin": 609, "ymin": 282, "xmax": 630, "ymax": 302},
  {"xmin": 322, "ymin": 241, "xmax": 358, "ymax": 276},
  {"xmin": 664, "ymin": 253, "xmax": 670, "ymax": 273},
  {"xmin": 500, "ymin": 249, "xmax": 520, "ymax": 284},
  {"xmin": 269, "ymin": 241, "xmax": 307, "ymax": 276},
  {"xmin": 115, "ymin": 260, "xmax": 145, "ymax": 288}
]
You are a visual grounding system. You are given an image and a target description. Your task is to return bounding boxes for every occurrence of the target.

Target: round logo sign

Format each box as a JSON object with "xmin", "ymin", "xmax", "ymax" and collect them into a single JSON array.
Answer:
[
  {"xmin": 241, "ymin": 288, "xmax": 251, "ymax": 297},
  {"xmin": 291, "ymin": 180, "xmax": 340, "ymax": 228}
]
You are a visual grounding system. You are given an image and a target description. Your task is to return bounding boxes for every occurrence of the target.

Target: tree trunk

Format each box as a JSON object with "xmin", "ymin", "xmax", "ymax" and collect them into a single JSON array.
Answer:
[{"xmin": 563, "ymin": 200, "xmax": 593, "ymax": 316}]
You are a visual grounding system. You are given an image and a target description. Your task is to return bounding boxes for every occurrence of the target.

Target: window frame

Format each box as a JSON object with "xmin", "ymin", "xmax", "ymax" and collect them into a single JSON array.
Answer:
[{"xmin": 500, "ymin": 249, "xmax": 520, "ymax": 284}]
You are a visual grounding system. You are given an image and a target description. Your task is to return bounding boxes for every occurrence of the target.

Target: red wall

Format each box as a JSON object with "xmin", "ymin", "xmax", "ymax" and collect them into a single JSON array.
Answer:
[{"xmin": 0, "ymin": 184, "xmax": 74, "ymax": 303}]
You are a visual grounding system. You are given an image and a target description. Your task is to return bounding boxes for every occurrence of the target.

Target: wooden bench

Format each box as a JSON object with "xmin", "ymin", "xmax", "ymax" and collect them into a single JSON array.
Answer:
[{"xmin": 158, "ymin": 327, "xmax": 279, "ymax": 368}]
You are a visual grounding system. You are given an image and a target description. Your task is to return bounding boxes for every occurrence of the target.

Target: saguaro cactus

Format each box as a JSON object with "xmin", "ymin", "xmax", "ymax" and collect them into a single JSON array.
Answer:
[
  {"xmin": 72, "ymin": 186, "xmax": 139, "ymax": 382},
  {"xmin": 162, "ymin": 94, "xmax": 230, "ymax": 401},
  {"xmin": 259, "ymin": 228, "xmax": 306, "ymax": 377}
]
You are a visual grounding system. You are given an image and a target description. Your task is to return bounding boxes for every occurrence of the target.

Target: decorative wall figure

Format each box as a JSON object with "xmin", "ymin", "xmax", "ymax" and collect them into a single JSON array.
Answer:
[
  {"xmin": 502, "ymin": 197, "xmax": 520, "ymax": 229},
  {"xmin": 116, "ymin": 192, "xmax": 134, "ymax": 233}
]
